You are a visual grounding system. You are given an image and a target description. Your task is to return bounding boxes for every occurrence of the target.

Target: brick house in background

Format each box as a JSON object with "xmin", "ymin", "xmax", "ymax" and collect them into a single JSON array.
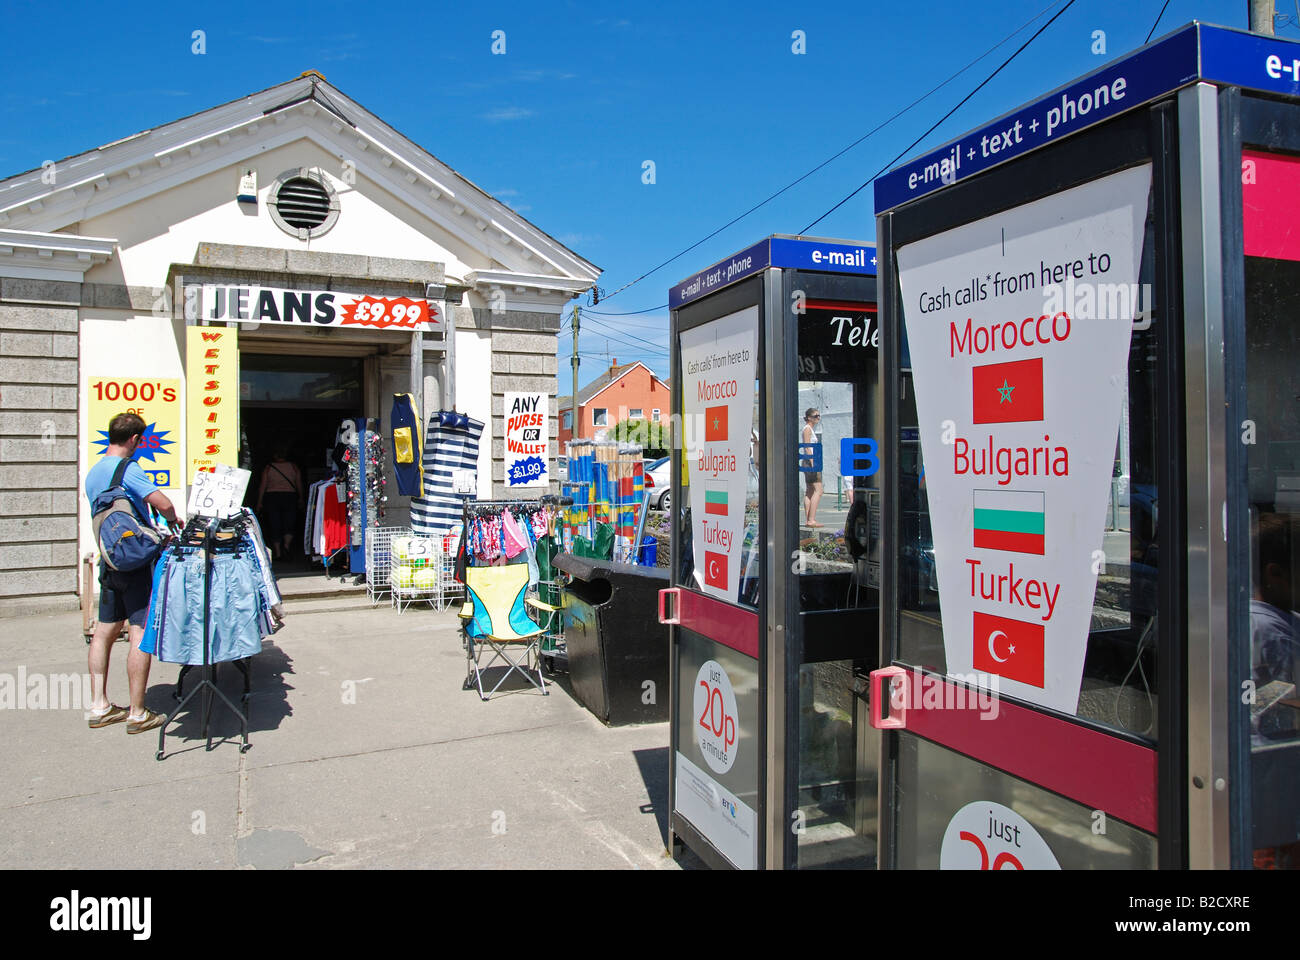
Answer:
[{"xmin": 557, "ymin": 359, "xmax": 670, "ymax": 446}]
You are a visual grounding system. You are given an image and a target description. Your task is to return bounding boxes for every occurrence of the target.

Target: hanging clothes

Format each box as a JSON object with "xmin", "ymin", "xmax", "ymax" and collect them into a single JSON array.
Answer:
[
  {"xmin": 302, "ymin": 478, "xmax": 347, "ymax": 561},
  {"xmin": 239, "ymin": 508, "xmax": 284, "ymax": 620},
  {"xmin": 321, "ymin": 483, "xmax": 349, "ymax": 554},
  {"xmin": 410, "ymin": 411, "xmax": 484, "ymax": 536},
  {"xmin": 501, "ymin": 509, "xmax": 529, "ymax": 560},
  {"xmin": 461, "ymin": 502, "xmax": 559, "ymax": 580},
  {"xmin": 390, "ymin": 393, "xmax": 424, "ymax": 497},
  {"xmin": 140, "ymin": 516, "xmax": 281, "ymax": 666}
]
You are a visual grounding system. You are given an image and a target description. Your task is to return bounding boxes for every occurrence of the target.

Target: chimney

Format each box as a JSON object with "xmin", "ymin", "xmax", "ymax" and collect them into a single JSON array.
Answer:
[{"xmin": 611, "ymin": 358, "xmax": 619, "ymax": 373}]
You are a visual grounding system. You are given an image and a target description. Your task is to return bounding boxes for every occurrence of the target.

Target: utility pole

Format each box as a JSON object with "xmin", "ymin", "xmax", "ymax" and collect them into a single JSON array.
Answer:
[
  {"xmin": 571, "ymin": 303, "xmax": 580, "ymax": 442},
  {"xmin": 1249, "ymin": 0, "xmax": 1275, "ymax": 34}
]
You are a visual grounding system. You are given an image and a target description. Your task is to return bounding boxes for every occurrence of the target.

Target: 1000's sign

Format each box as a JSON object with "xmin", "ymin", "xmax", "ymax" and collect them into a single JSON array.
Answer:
[
  {"xmin": 190, "ymin": 284, "xmax": 438, "ymax": 330},
  {"xmin": 87, "ymin": 376, "xmax": 182, "ymax": 489}
]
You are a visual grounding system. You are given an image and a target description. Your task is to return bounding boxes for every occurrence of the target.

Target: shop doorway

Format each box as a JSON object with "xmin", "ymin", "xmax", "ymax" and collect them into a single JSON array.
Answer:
[{"xmin": 240, "ymin": 353, "xmax": 364, "ymax": 576}]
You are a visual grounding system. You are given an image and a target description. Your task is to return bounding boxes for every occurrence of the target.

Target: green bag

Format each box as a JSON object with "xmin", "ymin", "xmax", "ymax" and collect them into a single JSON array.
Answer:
[
  {"xmin": 536, "ymin": 535, "xmax": 561, "ymax": 607},
  {"xmin": 592, "ymin": 522, "xmax": 615, "ymax": 561},
  {"xmin": 571, "ymin": 523, "xmax": 614, "ymax": 561}
]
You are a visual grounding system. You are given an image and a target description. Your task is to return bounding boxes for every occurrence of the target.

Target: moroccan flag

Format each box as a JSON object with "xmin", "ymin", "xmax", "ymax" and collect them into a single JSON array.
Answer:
[
  {"xmin": 972, "ymin": 357, "xmax": 1043, "ymax": 424},
  {"xmin": 704, "ymin": 404, "xmax": 729, "ymax": 442},
  {"xmin": 705, "ymin": 487, "xmax": 729, "ymax": 516},
  {"xmin": 972, "ymin": 610, "xmax": 1045, "ymax": 687},
  {"xmin": 703, "ymin": 550, "xmax": 728, "ymax": 589},
  {"xmin": 973, "ymin": 489, "xmax": 1045, "ymax": 555}
]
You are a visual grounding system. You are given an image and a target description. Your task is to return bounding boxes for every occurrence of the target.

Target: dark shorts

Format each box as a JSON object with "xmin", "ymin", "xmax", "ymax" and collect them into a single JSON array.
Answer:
[
  {"xmin": 262, "ymin": 491, "xmax": 298, "ymax": 541},
  {"xmin": 99, "ymin": 562, "xmax": 153, "ymax": 628},
  {"xmin": 804, "ymin": 471, "xmax": 823, "ymax": 488}
]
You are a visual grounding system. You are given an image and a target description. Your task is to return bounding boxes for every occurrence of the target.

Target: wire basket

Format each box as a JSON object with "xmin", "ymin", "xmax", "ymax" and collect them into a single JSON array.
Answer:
[
  {"xmin": 391, "ymin": 534, "xmax": 441, "ymax": 613},
  {"xmin": 366, "ymin": 526, "xmax": 410, "ymax": 606},
  {"xmin": 433, "ymin": 541, "xmax": 464, "ymax": 611}
]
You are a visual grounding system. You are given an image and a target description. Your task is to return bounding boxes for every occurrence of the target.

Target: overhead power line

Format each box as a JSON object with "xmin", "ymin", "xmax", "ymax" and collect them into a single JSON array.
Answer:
[
  {"xmin": 1145, "ymin": 0, "xmax": 1173, "ymax": 43},
  {"xmin": 592, "ymin": 0, "xmax": 1069, "ymax": 305},
  {"xmin": 583, "ymin": 303, "xmax": 670, "ymax": 316},
  {"xmin": 582, "ymin": 315, "xmax": 667, "ymax": 350},
  {"xmin": 801, "ymin": 0, "xmax": 1077, "ymax": 233}
]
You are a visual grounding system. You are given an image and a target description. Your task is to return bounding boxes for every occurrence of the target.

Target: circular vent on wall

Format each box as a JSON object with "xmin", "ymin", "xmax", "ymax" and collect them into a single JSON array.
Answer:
[{"xmin": 268, "ymin": 168, "xmax": 340, "ymax": 240}]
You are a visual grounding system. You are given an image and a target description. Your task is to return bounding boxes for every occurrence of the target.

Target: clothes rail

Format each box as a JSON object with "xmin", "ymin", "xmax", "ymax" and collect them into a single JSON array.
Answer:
[{"xmin": 157, "ymin": 515, "xmax": 252, "ymax": 760}]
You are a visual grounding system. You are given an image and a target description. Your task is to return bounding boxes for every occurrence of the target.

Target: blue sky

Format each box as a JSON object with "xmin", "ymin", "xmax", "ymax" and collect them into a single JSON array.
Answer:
[{"xmin": 1, "ymin": 0, "xmax": 1289, "ymax": 382}]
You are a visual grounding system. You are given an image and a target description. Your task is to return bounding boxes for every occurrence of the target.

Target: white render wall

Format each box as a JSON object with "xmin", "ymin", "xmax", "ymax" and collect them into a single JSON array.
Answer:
[
  {"xmin": 455, "ymin": 325, "xmax": 494, "ymax": 494},
  {"xmin": 76, "ymin": 139, "xmax": 486, "ymax": 292}
]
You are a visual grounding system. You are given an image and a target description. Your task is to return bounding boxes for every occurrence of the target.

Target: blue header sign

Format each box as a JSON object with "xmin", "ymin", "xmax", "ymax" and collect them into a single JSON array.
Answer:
[
  {"xmin": 670, "ymin": 239, "xmax": 769, "ymax": 309},
  {"xmin": 769, "ymin": 237, "xmax": 877, "ymax": 275},
  {"xmin": 875, "ymin": 23, "xmax": 1300, "ymax": 212},
  {"xmin": 671, "ymin": 235, "xmax": 876, "ymax": 309}
]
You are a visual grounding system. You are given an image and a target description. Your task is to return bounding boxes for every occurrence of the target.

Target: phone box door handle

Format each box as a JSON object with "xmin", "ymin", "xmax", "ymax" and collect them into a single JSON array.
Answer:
[
  {"xmin": 658, "ymin": 587, "xmax": 681, "ymax": 625},
  {"xmin": 869, "ymin": 665, "xmax": 909, "ymax": 730}
]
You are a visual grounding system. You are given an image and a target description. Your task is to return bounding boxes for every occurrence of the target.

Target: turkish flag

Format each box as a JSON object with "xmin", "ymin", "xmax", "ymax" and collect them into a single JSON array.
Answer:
[
  {"xmin": 703, "ymin": 550, "xmax": 728, "ymax": 589},
  {"xmin": 704, "ymin": 405, "xmax": 729, "ymax": 442},
  {"xmin": 972, "ymin": 357, "xmax": 1043, "ymax": 424},
  {"xmin": 972, "ymin": 610, "xmax": 1044, "ymax": 687}
]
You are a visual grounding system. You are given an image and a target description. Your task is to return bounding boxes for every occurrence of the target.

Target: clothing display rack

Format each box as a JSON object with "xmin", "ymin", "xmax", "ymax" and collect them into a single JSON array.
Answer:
[
  {"xmin": 464, "ymin": 496, "xmax": 570, "ymax": 627},
  {"xmin": 347, "ymin": 417, "xmax": 386, "ymax": 575},
  {"xmin": 461, "ymin": 498, "xmax": 562, "ymax": 567},
  {"xmin": 156, "ymin": 515, "xmax": 252, "ymax": 760},
  {"xmin": 304, "ymin": 476, "xmax": 348, "ymax": 572}
]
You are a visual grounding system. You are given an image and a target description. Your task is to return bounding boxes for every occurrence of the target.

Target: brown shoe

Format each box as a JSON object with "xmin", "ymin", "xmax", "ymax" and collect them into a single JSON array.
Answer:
[
  {"xmin": 88, "ymin": 704, "xmax": 129, "ymax": 728},
  {"xmin": 126, "ymin": 709, "xmax": 167, "ymax": 734}
]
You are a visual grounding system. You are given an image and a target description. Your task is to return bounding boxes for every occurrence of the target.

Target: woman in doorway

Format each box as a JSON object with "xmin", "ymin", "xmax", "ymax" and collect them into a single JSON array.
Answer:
[
  {"xmin": 802, "ymin": 408, "xmax": 823, "ymax": 527},
  {"xmin": 256, "ymin": 445, "xmax": 305, "ymax": 560}
]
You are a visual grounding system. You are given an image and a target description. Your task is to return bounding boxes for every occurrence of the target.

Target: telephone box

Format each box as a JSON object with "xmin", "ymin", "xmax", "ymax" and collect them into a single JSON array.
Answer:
[
  {"xmin": 661, "ymin": 235, "xmax": 882, "ymax": 869},
  {"xmin": 873, "ymin": 22, "xmax": 1300, "ymax": 869}
]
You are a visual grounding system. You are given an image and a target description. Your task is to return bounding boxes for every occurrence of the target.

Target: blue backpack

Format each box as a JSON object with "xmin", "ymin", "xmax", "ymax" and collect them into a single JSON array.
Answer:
[{"xmin": 91, "ymin": 459, "xmax": 164, "ymax": 572}]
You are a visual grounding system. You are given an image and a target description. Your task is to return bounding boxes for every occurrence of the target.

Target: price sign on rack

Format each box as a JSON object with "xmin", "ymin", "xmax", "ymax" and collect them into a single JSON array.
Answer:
[{"xmin": 187, "ymin": 465, "xmax": 251, "ymax": 519}]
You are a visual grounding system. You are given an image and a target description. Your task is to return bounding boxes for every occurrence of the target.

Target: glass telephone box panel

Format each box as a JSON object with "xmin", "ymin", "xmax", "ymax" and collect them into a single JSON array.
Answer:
[{"xmin": 790, "ymin": 288, "xmax": 881, "ymax": 869}]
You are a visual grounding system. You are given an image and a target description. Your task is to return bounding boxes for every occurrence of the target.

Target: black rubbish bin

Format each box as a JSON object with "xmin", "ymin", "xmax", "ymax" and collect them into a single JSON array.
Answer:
[{"xmin": 554, "ymin": 553, "xmax": 670, "ymax": 725}]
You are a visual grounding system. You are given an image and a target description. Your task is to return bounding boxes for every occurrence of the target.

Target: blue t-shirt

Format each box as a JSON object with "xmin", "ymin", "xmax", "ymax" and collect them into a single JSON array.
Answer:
[{"xmin": 85, "ymin": 456, "xmax": 156, "ymax": 521}]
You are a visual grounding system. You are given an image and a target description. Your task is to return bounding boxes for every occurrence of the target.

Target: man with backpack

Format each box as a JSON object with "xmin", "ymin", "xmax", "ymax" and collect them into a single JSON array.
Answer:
[{"xmin": 84, "ymin": 412, "xmax": 183, "ymax": 734}]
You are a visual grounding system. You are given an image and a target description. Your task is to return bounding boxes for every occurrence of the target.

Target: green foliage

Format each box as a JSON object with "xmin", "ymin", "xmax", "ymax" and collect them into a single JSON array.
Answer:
[{"xmin": 608, "ymin": 418, "xmax": 669, "ymax": 457}]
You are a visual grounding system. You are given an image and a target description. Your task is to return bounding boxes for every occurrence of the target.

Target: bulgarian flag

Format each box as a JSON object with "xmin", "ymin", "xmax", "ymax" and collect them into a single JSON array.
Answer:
[
  {"xmin": 973, "ymin": 489, "xmax": 1045, "ymax": 555},
  {"xmin": 705, "ymin": 486, "xmax": 728, "ymax": 516}
]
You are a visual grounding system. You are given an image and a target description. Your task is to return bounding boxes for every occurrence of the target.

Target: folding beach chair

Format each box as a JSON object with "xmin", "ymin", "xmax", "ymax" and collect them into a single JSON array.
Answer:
[{"xmin": 462, "ymin": 563, "xmax": 549, "ymax": 700}]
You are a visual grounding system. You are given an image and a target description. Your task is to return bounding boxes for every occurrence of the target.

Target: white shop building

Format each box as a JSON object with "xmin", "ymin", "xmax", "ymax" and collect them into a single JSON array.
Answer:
[{"xmin": 0, "ymin": 72, "xmax": 599, "ymax": 618}]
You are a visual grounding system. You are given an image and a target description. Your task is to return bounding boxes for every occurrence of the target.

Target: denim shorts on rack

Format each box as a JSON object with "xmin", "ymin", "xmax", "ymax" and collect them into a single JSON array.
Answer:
[{"xmin": 154, "ymin": 552, "xmax": 264, "ymax": 665}]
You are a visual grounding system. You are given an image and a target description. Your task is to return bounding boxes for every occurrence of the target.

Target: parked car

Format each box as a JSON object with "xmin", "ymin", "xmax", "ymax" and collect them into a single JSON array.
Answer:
[{"xmin": 644, "ymin": 456, "xmax": 671, "ymax": 510}]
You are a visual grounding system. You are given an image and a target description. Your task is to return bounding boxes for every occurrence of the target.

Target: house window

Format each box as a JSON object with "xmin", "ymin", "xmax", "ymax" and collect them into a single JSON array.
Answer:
[
  {"xmin": 561, "ymin": 411, "xmax": 572, "ymax": 430},
  {"xmin": 652, "ymin": 409, "xmax": 661, "ymax": 422},
  {"xmin": 593, "ymin": 408, "xmax": 608, "ymax": 426},
  {"xmin": 629, "ymin": 408, "xmax": 643, "ymax": 419}
]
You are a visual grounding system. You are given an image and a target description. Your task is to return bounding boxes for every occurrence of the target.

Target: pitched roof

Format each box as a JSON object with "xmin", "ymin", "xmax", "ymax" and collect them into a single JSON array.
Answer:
[
  {"xmin": 0, "ymin": 74, "xmax": 601, "ymax": 289},
  {"xmin": 564, "ymin": 361, "xmax": 670, "ymax": 407}
]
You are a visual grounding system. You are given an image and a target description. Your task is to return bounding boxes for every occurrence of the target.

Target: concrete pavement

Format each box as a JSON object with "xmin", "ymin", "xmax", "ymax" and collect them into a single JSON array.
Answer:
[{"xmin": 0, "ymin": 598, "xmax": 690, "ymax": 869}]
